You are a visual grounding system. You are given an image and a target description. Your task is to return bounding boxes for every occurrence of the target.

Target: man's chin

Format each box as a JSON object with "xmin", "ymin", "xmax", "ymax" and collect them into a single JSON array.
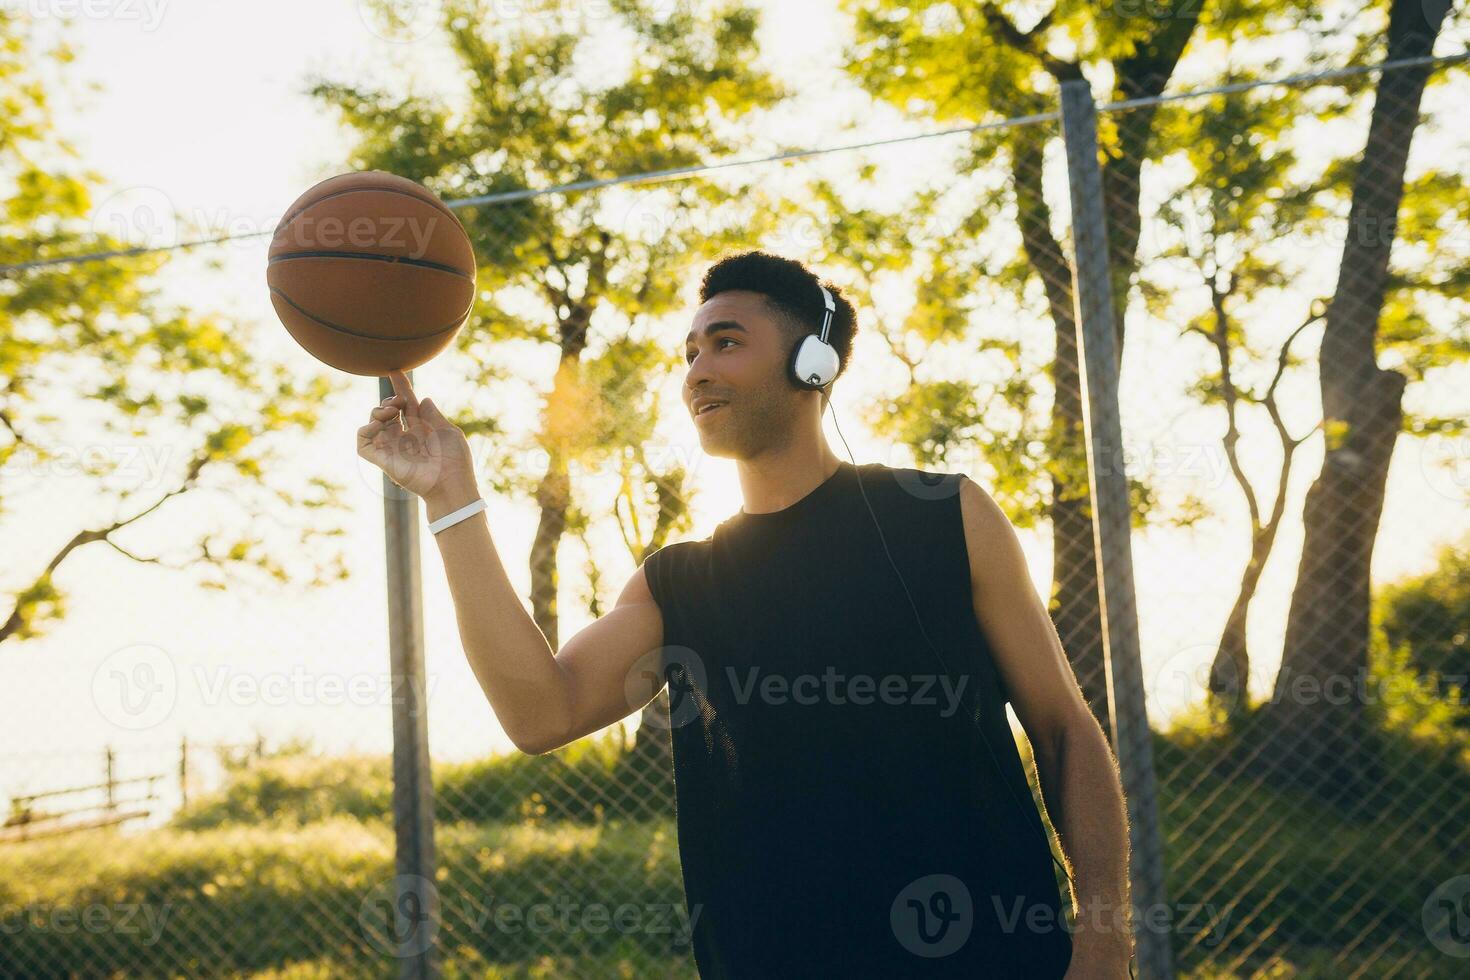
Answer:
[{"xmin": 695, "ymin": 435, "xmax": 741, "ymax": 459}]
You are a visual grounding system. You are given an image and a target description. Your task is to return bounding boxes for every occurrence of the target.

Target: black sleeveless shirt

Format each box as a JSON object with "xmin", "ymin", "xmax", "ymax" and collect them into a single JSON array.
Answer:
[{"xmin": 642, "ymin": 460, "xmax": 1073, "ymax": 978}]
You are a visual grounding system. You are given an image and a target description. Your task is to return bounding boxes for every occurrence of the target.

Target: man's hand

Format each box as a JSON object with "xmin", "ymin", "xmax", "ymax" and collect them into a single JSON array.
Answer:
[{"xmin": 356, "ymin": 370, "xmax": 476, "ymax": 509}]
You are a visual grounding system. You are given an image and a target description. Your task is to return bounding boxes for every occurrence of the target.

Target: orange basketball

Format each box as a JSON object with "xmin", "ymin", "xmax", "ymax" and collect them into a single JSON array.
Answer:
[{"xmin": 266, "ymin": 170, "xmax": 476, "ymax": 376}]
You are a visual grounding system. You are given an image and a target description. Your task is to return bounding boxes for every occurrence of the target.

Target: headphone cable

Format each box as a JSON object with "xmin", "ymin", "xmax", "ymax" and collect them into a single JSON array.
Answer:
[{"xmin": 826, "ymin": 401, "xmax": 1137, "ymax": 980}]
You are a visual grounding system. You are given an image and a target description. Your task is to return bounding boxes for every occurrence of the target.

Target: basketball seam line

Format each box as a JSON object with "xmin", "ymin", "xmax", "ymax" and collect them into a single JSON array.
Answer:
[
  {"xmin": 268, "ymin": 250, "xmax": 474, "ymax": 280},
  {"xmin": 268, "ymin": 287, "xmax": 473, "ymax": 343},
  {"xmin": 271, "ymin": 184, "xmax": 460, "ymax": 236}
]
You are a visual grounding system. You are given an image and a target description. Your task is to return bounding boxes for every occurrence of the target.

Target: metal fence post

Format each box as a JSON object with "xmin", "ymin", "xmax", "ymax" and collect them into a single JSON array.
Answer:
[
  {"xmin": 1059, "ymin": 78, "xmax": 1175, "ymax": 980},
  {"xmin": 379, "ymin": 372, "xmax": 441, "ymax": 979},
  {"xmin": 104, "ymin": 746, "xmax": 116, "ymax": 815}
]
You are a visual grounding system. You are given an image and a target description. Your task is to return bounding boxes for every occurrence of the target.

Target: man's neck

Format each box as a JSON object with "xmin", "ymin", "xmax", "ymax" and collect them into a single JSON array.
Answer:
[{"xmin": 736, "ymin": 445, "xmax": 845, "ymax": 515}]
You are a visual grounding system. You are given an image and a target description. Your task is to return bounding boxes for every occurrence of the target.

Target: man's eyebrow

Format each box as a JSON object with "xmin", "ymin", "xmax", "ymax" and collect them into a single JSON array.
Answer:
[{"xmin": 683, "ymin": 320, "xmax": 748, "ymax": 346}]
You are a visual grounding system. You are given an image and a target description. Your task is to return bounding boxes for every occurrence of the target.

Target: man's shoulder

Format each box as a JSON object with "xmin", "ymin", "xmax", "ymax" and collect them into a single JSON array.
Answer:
[{"xmin": 856, "ymin": 461, "xmax": 969, "ymax": 504}]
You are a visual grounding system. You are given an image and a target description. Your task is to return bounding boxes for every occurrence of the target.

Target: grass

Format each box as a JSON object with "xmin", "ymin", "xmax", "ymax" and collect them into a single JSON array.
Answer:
[{"xmin": 3, "ymin": 658, "xmax": 1467, "ymax": 978}]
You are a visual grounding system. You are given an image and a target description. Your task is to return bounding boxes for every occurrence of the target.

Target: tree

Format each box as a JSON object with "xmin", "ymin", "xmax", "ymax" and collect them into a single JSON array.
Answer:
[
  {"xmin": 1267, "ymin": 0, "xmax": 1459, "ymax": 798},
  {"xmin": 842, "ymin": 0, "xmax": 1206, "ymax": 734},
  {"xmin": 317, "ymin": 0, "xmax": 789, "ymax": 756},
  {"xmin": 1144, "ymin": 26, "xmax": 1468, "ymax": 728},
  {"xmin": 0, "ymin": 11, "xmax": 348, "ymax": 648},
  {"xmin": 1375, "ymin": 533, "xmax": 1470, "ymax": 722},
  {"xmin": 1141, "ymin": 78, "xmax": 1326, "ymax": 721}
]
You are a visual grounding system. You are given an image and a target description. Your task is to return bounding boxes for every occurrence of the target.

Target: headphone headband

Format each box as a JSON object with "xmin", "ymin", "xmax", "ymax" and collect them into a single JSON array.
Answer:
[{"xmin": 817, "ymin": 284, "xmax": 835, "ymax": 344}]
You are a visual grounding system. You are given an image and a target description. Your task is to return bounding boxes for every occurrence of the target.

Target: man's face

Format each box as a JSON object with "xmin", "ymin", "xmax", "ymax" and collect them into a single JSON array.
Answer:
[{"xmin": 682, "ymin": 290, "xmax": 801, "ymax": 459}]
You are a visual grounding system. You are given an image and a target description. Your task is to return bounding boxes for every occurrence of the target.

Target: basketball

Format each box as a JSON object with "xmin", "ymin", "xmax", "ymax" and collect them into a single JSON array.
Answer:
[{"xmin": 266, "ymin": 170, "xmax": 476, "ymax": 376}]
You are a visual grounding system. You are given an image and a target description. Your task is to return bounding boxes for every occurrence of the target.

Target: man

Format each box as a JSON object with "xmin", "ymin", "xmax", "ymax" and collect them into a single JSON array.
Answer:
[{"xmin": 358, "ymin": 250, "xmax": 1134, "ymax": 977}]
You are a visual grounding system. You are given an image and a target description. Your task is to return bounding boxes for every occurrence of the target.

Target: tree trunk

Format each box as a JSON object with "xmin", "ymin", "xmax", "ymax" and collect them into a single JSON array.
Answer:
[
  {"xmin": 629, "ymin": 463, "xmax": 690, "ymax": 771},
  {"xmin": 1012, "ymin": 132, "xmax": 1115, "ymax": 734},
  {"xmin": 528, "ymin": 452, "xmax": 570, "ymax": 650},
  {"xmin": 1211, "ymin": 534, "xmax": 1275, "ymax": 720},
  {"xmin": 1024, "ymin": 14, "xmax": 1200, "ymax": 734},
  {"xmin": 1265, "ymin": 0, "xmax": 1446, "ymax": 800}
]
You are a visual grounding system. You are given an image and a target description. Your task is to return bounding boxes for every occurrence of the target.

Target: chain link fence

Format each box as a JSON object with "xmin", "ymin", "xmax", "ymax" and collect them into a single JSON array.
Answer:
[{"xmin": 3, "ymin": 40, "xmax": 1468, "ymax": 980}]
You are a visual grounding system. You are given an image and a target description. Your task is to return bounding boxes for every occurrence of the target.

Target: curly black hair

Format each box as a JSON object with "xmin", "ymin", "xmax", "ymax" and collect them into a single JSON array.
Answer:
[{"xmin": 698, "ymin": 250, "xmax": 857, "ymax": 388}]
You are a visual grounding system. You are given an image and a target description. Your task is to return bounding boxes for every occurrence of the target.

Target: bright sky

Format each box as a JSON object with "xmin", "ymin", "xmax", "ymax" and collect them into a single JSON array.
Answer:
[{"xmin": 3, "ymin": 1, "xmax": 1468, "ymax": 806}]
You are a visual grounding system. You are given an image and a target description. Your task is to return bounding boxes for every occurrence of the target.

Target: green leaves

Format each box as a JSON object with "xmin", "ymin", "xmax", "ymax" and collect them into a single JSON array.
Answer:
[{"xmin": 0, "ymin": 16, "xmax": 352, "ymax": 646}]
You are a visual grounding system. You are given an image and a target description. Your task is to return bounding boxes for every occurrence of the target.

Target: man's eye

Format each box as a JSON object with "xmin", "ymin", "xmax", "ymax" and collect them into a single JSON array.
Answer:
[{"xmin": 686, "ymin": 338, "xmax": 734, "ymax": 364}]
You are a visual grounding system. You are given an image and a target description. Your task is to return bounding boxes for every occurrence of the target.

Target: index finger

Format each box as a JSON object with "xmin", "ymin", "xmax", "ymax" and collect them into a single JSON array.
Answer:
[{"xmin": 388, "ymin": 370, "xmax": 420, "ymax": 415}]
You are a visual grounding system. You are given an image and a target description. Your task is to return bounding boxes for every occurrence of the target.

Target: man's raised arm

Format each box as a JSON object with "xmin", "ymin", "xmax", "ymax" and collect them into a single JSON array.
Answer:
[{"xmin": 357, "ymin": 371, "xmax": 669, "ymax": 755}]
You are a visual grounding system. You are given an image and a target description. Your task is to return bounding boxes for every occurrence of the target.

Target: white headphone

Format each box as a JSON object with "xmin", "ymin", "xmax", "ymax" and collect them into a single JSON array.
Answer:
[{"xmin": 789, "ymin": 284, "xmax": 841, "ymax": 390}]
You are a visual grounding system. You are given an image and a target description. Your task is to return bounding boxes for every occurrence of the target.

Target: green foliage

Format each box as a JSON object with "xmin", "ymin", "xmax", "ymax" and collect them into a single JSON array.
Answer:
[
  {"xmin": 6, "ymin": 704, "xmax": 1467, "ymax": 976},
  {"xmin": 0, "ymin": 12, "xmax": 351, "ymax": 646},
  {"xmin": 171, "ymin": 728, "xmax": 668, "ymax": 831},
  {"xmin": 1374, "ymin": 533, "xmax": 1470, "ymax": 721},
  {"xmin": 317, "ymin": 0, "xmax": 791, "ymax": 573},
  {"xmin": 1149, "ymin": 692, "xmax": 1470, "ymax": 978},
  {"xmin": 0, "ymin": 815, "xmax": 695, "ymax": 978}
]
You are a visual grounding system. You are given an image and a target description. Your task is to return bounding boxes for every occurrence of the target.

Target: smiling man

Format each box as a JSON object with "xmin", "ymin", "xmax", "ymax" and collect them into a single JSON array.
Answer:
[{"xmin": 358, "ymin": 250, "xmax": 1135, "ymax": 978}]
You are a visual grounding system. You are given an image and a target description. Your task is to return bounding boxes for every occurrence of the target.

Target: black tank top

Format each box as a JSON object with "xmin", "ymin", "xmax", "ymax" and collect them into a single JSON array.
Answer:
[{"xmin": 642, "ymin": 460, "xmax": 1073, "ymax": 978}]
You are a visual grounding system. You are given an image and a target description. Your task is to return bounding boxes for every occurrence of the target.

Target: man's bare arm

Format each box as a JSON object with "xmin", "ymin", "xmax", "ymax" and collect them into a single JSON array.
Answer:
[
  {"xmin": 957, "ymin": 475, "xmax": 1134, "ymax": 971},
  {"xmin": 428, "ymin": 481, "xmax": 669, "ymax": 755},
  {"xmin": 359, "ymin": 375, "xmax": 668, "ymax": 756}
]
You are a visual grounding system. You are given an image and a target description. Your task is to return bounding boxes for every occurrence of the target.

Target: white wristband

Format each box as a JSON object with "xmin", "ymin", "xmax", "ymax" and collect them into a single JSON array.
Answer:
[{"xmin": 428, "ymin": 497, "xmax": 487, "ymax": 535}]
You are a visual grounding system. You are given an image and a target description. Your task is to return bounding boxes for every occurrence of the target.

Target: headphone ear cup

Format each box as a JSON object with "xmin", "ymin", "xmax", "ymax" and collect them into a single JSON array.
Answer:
[{"xmin": 791, "ymin": 334, "xmax": 839, "ymax": 389}]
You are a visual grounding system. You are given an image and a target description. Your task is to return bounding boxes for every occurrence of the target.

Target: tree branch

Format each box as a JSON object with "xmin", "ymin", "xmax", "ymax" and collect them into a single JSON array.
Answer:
[{"xmin": 979, "ymin": 3, "xmax": 1080, "ymax": 81}]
